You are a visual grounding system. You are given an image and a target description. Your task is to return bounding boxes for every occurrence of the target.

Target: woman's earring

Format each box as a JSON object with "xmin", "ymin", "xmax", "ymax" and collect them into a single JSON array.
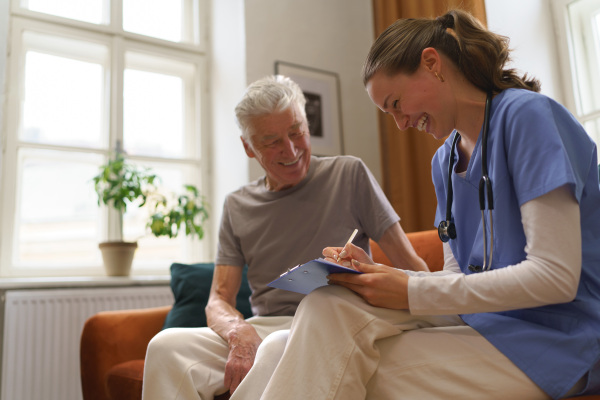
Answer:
[{"xmin": 434, "ymin": 72, "xmax": 445, "ymax": 83}]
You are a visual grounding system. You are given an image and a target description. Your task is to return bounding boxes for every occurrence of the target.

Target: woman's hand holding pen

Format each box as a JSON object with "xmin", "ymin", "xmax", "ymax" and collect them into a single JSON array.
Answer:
[
  {"xmin": 322, "ymin": 228, "xmax": 409, "ymax": 309},
  {"xmin": 323, "ymin": 243, "xmax": 374, "ymax": 269},
  {"xmin": 323, "ymin": 235, "xmax": 409, "ymax": 309},
  {"xmin": 327, "ymin": 260, "xmax": 410, "ymax": 310}
]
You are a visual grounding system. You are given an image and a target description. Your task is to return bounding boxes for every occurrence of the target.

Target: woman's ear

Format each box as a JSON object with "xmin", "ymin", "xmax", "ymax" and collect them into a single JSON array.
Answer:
[{"xmin": 421, "ymin": 47, "xmax": 441, "ymax": 73}]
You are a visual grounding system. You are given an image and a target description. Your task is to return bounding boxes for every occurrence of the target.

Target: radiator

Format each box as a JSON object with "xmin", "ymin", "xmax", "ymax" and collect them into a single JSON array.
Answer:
[{"xmin": 1, "ymin": 285, "xmax": 174, "ymax": 400}]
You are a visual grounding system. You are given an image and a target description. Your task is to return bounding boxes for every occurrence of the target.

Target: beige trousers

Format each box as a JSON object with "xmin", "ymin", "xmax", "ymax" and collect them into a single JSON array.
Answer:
[
  {"xmin": 141, "ymin": 316, "xmax": 292, "ymax": 400},
  {"xmin": 240, "ymin": 285, "xmax": 552, "ymax": 400}
]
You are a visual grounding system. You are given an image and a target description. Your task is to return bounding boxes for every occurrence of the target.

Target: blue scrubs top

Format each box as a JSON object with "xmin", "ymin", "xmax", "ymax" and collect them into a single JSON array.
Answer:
[{"xmin": 432, "ymin": 89, "xmax": 600, "ymax": 399}]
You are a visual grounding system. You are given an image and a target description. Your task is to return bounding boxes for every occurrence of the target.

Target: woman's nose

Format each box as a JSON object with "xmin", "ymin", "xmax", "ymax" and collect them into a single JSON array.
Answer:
[{"xmin": 392, "ymin": 114, "xmax": 410, "ymax": 131}]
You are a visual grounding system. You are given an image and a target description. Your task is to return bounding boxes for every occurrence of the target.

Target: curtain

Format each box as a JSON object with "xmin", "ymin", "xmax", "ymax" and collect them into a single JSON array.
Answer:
[{"xmin": 370, "ymin": 0, "xmax": 487, "ymax": 233}]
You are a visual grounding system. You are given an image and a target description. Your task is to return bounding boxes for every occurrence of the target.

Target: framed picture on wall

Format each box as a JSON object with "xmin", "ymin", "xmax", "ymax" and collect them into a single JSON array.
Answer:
[{"xmin": 274, "ymin": 61, "xmax": 344, "ymax": 156}]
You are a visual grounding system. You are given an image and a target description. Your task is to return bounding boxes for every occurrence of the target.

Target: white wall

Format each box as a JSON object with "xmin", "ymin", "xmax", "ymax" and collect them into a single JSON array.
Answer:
[
  {"xmin": 243, "ymin": 0, "xmax": 381, "ymax": 182},
  {"xmin": 208, "ymin": 0, "xmax": 249, "ymax": 244},
  {"xmin": 0, "ymin": 0, "xmax": 7, "ymax": 178},
  {"xmin": 485, "ymin": 0, "xmax": 565, "ymax": 103}
]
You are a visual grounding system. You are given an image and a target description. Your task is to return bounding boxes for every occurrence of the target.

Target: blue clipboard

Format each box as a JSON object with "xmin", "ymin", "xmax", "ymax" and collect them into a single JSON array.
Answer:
[{"xmin": 267, "ymin": 258, "xmax": 362, "ymax": 295}]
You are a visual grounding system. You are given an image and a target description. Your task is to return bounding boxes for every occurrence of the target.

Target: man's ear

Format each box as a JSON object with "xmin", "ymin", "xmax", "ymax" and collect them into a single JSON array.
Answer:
[
  {"xmin": 421, "ymin": 47, "xmax": 441, "ymax": 73},
  {"xmin": 241, "ymin": 136, "xmax": 255, "ymax": 158}
]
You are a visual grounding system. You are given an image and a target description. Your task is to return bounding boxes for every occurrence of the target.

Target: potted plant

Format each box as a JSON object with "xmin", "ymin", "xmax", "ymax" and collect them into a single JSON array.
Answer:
[{"xmin": 92, "ymin": 153, "xmax": 209, "ymax": 276}]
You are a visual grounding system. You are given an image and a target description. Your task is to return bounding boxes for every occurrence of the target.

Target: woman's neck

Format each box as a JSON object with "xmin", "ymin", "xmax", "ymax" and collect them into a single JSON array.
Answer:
[{"xmin": 455, "ymin": 93, "xmax": 488, "ymax": 160}]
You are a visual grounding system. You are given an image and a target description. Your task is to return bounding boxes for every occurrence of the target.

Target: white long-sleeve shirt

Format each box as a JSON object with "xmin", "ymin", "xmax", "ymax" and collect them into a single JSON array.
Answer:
[{"xmin": 405, "ymin": 185, "xmax": 581, "ymax": 315}]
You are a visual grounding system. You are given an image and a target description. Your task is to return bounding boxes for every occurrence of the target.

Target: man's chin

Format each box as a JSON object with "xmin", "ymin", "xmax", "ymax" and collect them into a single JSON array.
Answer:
[{"xmin": 271, "ymin": 169, "xmax": 308, "ymax": 189}]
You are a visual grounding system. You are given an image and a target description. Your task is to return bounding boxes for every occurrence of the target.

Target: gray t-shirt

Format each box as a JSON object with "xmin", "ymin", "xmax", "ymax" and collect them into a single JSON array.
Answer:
[{"xmin": 216, "ymin": 155, "xmax": 399, "ymax": 316}]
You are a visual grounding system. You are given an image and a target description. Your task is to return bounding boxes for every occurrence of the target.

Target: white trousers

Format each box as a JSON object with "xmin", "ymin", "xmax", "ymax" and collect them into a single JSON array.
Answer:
[
  {"xmin": 141, "ymin": 316, "xmax": 292, "ymax": 400},
  {"xmin": 237, "ymin": 286, "xmax": 552, "ymax": 400}
]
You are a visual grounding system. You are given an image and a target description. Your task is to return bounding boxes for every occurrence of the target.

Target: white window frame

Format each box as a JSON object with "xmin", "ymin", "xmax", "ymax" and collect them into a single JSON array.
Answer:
[
  {"xmin": 0, "ymin": 0, "xmax": 212, "ymax": 277},
  {"xmin": 552, "ymin": 0, "xmax": 600, "ymax": 147}
]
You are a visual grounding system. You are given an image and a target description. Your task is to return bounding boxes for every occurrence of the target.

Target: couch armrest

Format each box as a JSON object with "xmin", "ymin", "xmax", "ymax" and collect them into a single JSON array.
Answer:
[
  {"xmin": 406, "ymin": 230, "xmax": 444, "ymax": 272},
  {"xmin": 80, "ymin": 305, "xmax": 172, "ymax": 400},
  {"xmin": 370, "ymin": 229, "xmax": 443, "ymax": 272}
]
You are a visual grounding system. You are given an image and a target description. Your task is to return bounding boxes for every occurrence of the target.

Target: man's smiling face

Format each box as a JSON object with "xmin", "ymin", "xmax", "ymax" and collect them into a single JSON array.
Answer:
[{"xmin": 242, "ymin": 103, "xmax": 312, "ymax": 191}]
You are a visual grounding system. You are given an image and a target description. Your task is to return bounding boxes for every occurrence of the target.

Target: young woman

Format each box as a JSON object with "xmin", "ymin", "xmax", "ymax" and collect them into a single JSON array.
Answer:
[{"xmin": 232, "ymin": 9, "xmax": 600, "ymax": 399}]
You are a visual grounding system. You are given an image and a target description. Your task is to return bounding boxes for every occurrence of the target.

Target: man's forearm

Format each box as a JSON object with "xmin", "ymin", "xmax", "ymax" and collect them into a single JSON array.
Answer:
[
  {"xmin": 378, "ymin": 222, "xmax": 429, "ymax": 272},
  {"xmin": 206, "ymin": 264, "xmax": 257, "ymax": 343},
  {"xmin": 206, "ymin": 295, "xmax": 252, "ymax": 343}
]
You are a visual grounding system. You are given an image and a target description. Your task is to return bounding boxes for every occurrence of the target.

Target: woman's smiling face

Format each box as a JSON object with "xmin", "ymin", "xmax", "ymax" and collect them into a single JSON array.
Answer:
[{"xmin": 366, "ymin": 66, "xmax": 452, "ymax": 140}]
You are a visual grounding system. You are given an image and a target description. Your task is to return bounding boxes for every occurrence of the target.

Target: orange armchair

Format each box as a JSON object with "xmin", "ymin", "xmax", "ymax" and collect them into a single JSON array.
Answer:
[
  {"xmin": 80, "ymin": 305, "xmax": 172, "ymax": 400},
  {"xmin": 80, "ymin": 230, "xmax": 599, "ymax": 400}
]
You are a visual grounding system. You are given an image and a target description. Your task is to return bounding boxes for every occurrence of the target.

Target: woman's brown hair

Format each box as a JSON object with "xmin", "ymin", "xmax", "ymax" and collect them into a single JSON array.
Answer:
[{"xmin": 362, "ymin": 9, "xmax": 540, "ymax": 93}]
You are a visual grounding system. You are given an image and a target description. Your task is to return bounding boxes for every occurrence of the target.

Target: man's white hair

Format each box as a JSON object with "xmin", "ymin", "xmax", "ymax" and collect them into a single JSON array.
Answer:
[{"xmin": 235, "ymin": 75, "xmax": 307, "ymax": 140}]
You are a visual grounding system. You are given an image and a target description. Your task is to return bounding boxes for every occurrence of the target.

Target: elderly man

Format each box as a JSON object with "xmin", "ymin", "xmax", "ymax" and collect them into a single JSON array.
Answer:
[{"xmin": 141, "ymin": 75, "xmax": 427, "ymax": 400}]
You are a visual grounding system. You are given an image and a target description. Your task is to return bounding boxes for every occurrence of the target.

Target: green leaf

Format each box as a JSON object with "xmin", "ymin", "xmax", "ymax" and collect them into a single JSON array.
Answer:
[{"xmin": 93, "ymin": 154, "xmax": 210, "ymax": 241}]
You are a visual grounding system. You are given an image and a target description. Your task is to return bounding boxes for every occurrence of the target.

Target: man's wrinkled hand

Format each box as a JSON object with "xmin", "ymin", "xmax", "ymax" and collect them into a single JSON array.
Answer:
[{"xmin": 224, "ymin": 325, "xmax": 262, "ymax": 394}]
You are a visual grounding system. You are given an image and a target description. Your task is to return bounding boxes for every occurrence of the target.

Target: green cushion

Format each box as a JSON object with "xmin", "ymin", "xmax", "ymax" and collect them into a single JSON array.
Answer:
[{"xmin": 162, "ymin": 262, "xmax": 253, "ymax": 329}]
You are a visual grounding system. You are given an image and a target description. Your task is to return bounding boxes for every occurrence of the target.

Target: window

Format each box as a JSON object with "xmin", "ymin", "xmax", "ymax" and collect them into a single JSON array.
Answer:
[
  {"xmin": 552, "ymin": 0, "xmax": 600, "ymax": 148},
  {"xmin": 0, "ymin": 0, "xmax": 209, "ymax": 277}
]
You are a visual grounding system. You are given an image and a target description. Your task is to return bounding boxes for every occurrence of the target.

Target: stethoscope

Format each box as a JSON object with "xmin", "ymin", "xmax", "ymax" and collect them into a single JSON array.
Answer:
[{"xmin": 437, "ymin": 93, "xmax": 494, "ymax": 273}]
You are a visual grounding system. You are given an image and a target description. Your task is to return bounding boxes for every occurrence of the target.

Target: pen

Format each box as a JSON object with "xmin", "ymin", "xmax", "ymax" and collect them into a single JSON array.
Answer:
[
  {"xmin": 336, "ymin": 228, "xmax": 358, "ymax": 261},
  {"xmin": 345, "ymin": 228, "xmax": 358, "ymax": 246}
]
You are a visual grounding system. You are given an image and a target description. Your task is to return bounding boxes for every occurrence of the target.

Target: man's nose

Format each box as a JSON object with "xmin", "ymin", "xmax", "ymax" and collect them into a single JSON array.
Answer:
[{"xmin": 280, "ymin": 137, "xmax": 298, "ymax": 156}]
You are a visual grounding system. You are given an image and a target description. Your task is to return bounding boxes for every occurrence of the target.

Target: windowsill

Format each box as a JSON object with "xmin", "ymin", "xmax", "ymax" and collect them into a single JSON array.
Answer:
[{"xmin": 0, "ymin": 275, "xmax": 171, "ymax": 290}]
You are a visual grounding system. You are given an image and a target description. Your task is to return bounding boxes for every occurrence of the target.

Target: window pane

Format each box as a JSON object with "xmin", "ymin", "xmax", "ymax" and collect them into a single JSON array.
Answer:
[
  {"xmin": 123, "ymin": 69, "xmax": 185, "ymax": 158},
  {"xmin": 123, "ymin": 0, "xmax": 185, "ymax": 42},
  {"xmin": 122, "ymin": 162, "xmax": 203, "ymax": 269},
  {"xmin": 596, "ymin": 12, "xmax": 600, "ymax": 75},
  {"xmin": 23, "ymin": 51, "xmax": 105, "ymax": 149},
  {"xmin": 15, "ymin": 149, "xmax": 103, "ymax": 267},
  {"xmin": 23, "ymin": 0, "xmax": 108, "ymax": 25},
  {"xmin": 568, "ymin": 0, "xmax": 600, "ymax": 115},
  {"xmin": 583, "ymin": 117, "xmax": 600, "ymax": 148}
]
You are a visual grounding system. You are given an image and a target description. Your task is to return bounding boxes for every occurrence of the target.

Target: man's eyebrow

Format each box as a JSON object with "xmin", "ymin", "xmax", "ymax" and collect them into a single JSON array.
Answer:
[
  {"xmin": 259, "ymin": 134, "xmax": 279, "ymax": 141},
  {"xmin": 289, "ymin": 121, "xmax": 302, "ymax": 129}
]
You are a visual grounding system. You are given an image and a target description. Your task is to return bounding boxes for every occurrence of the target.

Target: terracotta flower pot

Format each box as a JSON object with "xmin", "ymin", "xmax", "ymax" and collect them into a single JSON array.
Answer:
[{"xmin": 99, "ymin": 241, "xmax": 138, "ymax": 276}]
